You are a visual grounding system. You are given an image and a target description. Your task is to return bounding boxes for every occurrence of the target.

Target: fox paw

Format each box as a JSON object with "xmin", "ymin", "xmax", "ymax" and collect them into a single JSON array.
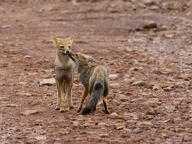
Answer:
[
  {"xmin": 104, "ymin": 110, "xmax": 110, "ymax": 114},
  {"xmin": 59, "ymin": 109, "xmax": 65, "ymax": 113},
  {"xmin": 59, "ymin": 105, "xmax": 66, "ymax": 113},
  {"xmin": 70, "ymin": 105, "xmax": 74, "ymax": 110},
  {"xmin": 64, "ymin": 106, "xmax": 70, "ymax": 112},
  {"xmin": 55, "ymin": 106, "xmax": 60, "ymax": 110},
  {"xmin": 77, "ymin": 108, "xmax": 81, "ymax": 113}
]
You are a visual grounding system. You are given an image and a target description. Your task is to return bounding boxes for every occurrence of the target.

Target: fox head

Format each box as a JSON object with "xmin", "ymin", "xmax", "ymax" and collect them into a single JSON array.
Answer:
[
  {"xmin": 69, "ymin": 52, "xmax": 94, "ymax": 66},
  {"xmin": 52, "ymin": 36, "xmax": 73, "ymax": 55}
]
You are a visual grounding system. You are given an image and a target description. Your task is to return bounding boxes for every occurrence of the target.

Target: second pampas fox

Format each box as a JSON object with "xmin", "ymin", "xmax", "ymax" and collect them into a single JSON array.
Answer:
[
  {"xmin": 69, "ymin": 52, "xmax": 110, "ymax": 115},
  {"xmin": 52, "ymin": 36, "xmax": 75, "ymax": 112}
]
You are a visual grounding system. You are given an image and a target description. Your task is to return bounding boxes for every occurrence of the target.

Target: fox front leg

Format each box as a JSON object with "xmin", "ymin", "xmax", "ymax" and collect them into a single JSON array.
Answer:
[
  {"xmin": 77, "ymin": 89, "xmax": 88, "ymax": 113},
  {"xmin": 59, "ymin": 81, "xmax": 66, "ymax": 112},
  {"xmin": 65, "ymin": 83, "xmax": 73, "ymax": 111},
  {"xmin": 69, "ymin": 79, "xmax": 74, "ymax": 109},
  {"xmin": 55, "ymin": 79, "xmax": 62, "ymax": 110}
]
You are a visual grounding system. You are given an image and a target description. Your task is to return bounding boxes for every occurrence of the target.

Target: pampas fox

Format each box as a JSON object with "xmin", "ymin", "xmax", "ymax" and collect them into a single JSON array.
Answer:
[
  {"xmin": 69, "ymin": 52, "xmax": 110, "ymax": 115},
  {"xmin": 52, "ymin": 36, "xmax": 75, "ymax": 112}
]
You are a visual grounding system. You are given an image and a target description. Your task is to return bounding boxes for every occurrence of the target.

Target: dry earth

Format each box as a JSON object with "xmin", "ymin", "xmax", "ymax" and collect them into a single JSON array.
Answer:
[{"xmin": 1, "ymin": 0, "xmax": 192, "ymax": 143}]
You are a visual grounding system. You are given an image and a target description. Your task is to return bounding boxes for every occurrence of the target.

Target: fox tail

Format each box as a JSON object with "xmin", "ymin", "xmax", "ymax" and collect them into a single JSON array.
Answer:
[{"xmin": 82, "ymin": 82, "xmax": 104, "ymax": 115}]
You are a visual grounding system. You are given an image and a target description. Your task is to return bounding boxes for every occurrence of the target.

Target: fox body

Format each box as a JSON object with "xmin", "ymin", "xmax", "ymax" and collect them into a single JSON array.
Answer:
[
  {"xmin": 70, "ymin": 53, "xmax": 110, "ymax": 115},
  {"xmin": 53, "ymin": 36, "xmax": 75, "ymax": 112}
]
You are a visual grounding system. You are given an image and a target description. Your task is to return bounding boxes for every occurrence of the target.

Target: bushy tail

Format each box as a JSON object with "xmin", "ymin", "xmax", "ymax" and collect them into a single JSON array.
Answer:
[{"xmin": 82, "ymin": 82, "xmax": 104, "ymax": 115}]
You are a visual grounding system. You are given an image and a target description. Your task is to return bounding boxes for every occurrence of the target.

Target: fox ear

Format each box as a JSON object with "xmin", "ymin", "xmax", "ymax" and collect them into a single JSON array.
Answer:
[
  {"xmin": 66, "ymin": 36, "xmax": 73, "ymax": 46},
  {"xmin": 52, "ymin": 36, "xmax": 60, "ymax": 45},
  {"xmin": 82, "ymin": 53, "xmax": 94, "ymax": 62}
]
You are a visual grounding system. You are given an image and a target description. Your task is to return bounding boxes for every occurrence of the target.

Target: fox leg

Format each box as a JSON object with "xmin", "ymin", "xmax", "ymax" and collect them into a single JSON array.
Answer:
[
  {"xmin": 77, "ymin": 89, "xmax": 88, "ymax": 113},
  {"xmin": 68, "ymin": 80, "xmax": 73, "ymax": 109},
  {"xmin": 104, "ymin": 80, "xmax": 109, "ymax": 97},
  {"xmin": 59, "ymin": 81, "xmax": 66, "ymax": 112},
  {"xmin": 65, "ymin": 82, "xmax": 72, "ymax": 111},
  {"xmin": 55, "ymin": 79, "xmax": 61, "ymax": 110},
  {"xmin": 103, "ymin": 97, "xmax": 109, "ymax": 114}
]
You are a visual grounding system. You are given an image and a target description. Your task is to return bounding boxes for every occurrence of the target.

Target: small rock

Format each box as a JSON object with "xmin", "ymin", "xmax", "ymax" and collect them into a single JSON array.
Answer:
[
  {"xmin": 4, "ymin": 104, "xmax": 18, "ymax": 107},
  {"xmin": 149, "ymin": 5, "xmax": 159, "ymax": 10},
  {"xmin": 19, "ymin": 82, "xmax": 27, "ymax": 85},
  {"xmin": 148, "ymin": 82, "xmax": 160, "ymax": 90},
  {"xmin": 119, "ymin": 94, "xmax": 128, "ymax": 102},
  {"xmin": 82, "ymin": 123, "xmax": 91, "ymax": 128},
  {"xmin": 164, "ymin": 34, "xmax": 174, "ymax": 38},
  {"xmin": 143, "ymin": 0, "xmax": 156, "ymax": 5},
  {"xmin": 25, "ymin": 93, "xmax": 32, "ymax": 97},
  {"xmin": 186, "ymin": 11, "xmax": 192, "ymax": 16},
  {"xmin": 24, "ymin": 55, "xmax": 32, "ymax": 59},
  {"xmin": 21, "ymin": 109, "xmax": 44, "ymax": 116},
  {"xmin": 0, "ymin": 43, "xmax": 3, "ymax": 47},
  {"xmin": 131, "ymin": 98, "xmax": 146, "ymax": 103},
  {"xmin": 99, "ymin": 133, "xmax": 109, "ymax": 138},
  {"xmin": 115, "ymin": 123, "xmax": 126, "ymax": 130},
  {"xmin": 144, "ymin": 98, "xmax": 162, "ymax": 106},
  {"xmin": 163, "ymin": 85, "xmax": 174, "ymax": 92},
  {"xmin": 152, "ymin": 85, "xmax": 160, "ymax": 90},
  {"xmin": 110, "ymin": 112, "xmax": 118, "ymax": 117},
  {"xmin": 1, "ymin": 25, "xmax": 11, "ymax": 29},
  {"xmin": 39, "ymin": 78, "xmax": 55, "ymax": 86},
  {"xmin": 130, "ymin": 67, "xmax": 143, "ymax": 71},
  {"xmin": 137, "ymin": 121, "xmax": 153, "ymax": 128},
  {"xmin": 125, "ymin": 47, "xmax": 135, "ymax": 52},
  {"xmin": 143, "ymin": 20, "xmax": 157, "ymax": 29},
  {"xmin": 176, "ymin": 74, "xmax": 192, "ymax": 81},
  {"xmin": 123, "ymin": 112, "xmax": 138, "ymax": 120},
  {"xmin": 16, "ymin": 92, "xmax": 32, "ymax": 97},
  {"xmin": 109, "ymin": 74, "xmax": 118, "ymax": 79},
  {"xmin": 30, "ymin": 101, "xmax": 41, "ymax": 106},
  {"xmin": 110, "ymin": 82, "xmax": 121, "ymax": 89},
  {"xmin": 35, "ymin": 135, "xmax": 46, "ymax": 141},
  {"xmin": 98, "ymin": 122, "xmax": 108, "ymax": 127},
  {"xmin": 128, "ymin": 59, "xmax": 139, "ymax": 65},
  {"xmin": 131, "ymin": 80, "xmax": 147, "ymax": 87},
  {"xmin": 72, "ymin": 121, "xmax": 79, "ymax": 127},
  {"xmin": 135, "ymin": 2, "xmax": 146, "ymax": 9},
  {"xmin": 141, "ymin": 92, "xmax": 148, "ymax": 97},
  {"xmin": 113, "ymin": 99, "xmax": 120, "ymax": 105}
]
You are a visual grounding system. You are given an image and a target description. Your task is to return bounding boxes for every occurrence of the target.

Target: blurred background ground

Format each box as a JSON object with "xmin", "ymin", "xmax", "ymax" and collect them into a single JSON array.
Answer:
[{"xmin": 1, "ymin": 0, "xmax": 192, "ymax": 143}]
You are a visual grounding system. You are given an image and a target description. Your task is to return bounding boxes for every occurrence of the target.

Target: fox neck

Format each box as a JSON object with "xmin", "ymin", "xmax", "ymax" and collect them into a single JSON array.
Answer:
[
  {"xmin": 77, "ymin": 62, "xmax": 90, "ymax": 74},
  {"xmin": 55, "ymin": 49, "xmax": 70, "ymax": 67}
]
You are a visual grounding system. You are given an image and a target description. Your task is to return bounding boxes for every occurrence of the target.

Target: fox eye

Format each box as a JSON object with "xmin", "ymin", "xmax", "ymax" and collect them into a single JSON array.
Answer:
[
  {"xmin": 68, "ymin": 46, "xmax": 71, "ymax": 49},
  {"xmin": 60, "ymin": 46, "xmax": 64, "ymax": 48}
]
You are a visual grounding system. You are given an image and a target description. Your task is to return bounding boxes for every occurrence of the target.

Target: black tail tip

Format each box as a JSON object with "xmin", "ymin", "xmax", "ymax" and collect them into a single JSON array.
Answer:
[{"xmin": 82, "ymin": 107, "xmax": 91, "ymax": 115}]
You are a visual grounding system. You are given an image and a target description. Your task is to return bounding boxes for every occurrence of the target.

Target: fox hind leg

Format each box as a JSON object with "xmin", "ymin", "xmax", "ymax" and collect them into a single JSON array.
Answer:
[{"xmin": 103, "ymin": 97, "xmax": 109, "ymax": 114}]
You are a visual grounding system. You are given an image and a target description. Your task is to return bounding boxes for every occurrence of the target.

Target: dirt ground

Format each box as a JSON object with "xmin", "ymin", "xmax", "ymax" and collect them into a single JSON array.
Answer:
[{"xmin": 1, "ymin": 0, "xmax": 192, "ymax": 143}]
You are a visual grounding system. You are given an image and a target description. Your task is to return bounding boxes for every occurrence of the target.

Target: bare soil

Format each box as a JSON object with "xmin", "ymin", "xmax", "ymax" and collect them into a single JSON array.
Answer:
[{"xmin": 1, "ymin": 0, "xmax": 192, "ymax": 143}]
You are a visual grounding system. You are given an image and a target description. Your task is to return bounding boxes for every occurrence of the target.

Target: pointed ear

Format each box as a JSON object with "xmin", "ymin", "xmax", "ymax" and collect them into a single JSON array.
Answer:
[
  {"xmin": 66, "ymin": 36, "xmax": 73, "ymax": 46},
  {"xmin": 52, "ymin": 36, "xmax": 60, "ymax": 45},
  {"xmin": 81, "ymin": 53, "xmax": 94, "ymax": 62}
]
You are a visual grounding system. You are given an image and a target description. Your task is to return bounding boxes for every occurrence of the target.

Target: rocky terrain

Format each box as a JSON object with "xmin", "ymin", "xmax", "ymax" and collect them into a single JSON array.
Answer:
[{"xmin": 1, "ymin": 0, "xmax": 192, "ymax": 143}]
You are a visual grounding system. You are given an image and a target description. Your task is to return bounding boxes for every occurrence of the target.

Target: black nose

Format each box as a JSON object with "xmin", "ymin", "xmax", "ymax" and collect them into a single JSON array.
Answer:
[{"xmin": 66, "ymin": 50, "xmax": 70, "ymax": 54}]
